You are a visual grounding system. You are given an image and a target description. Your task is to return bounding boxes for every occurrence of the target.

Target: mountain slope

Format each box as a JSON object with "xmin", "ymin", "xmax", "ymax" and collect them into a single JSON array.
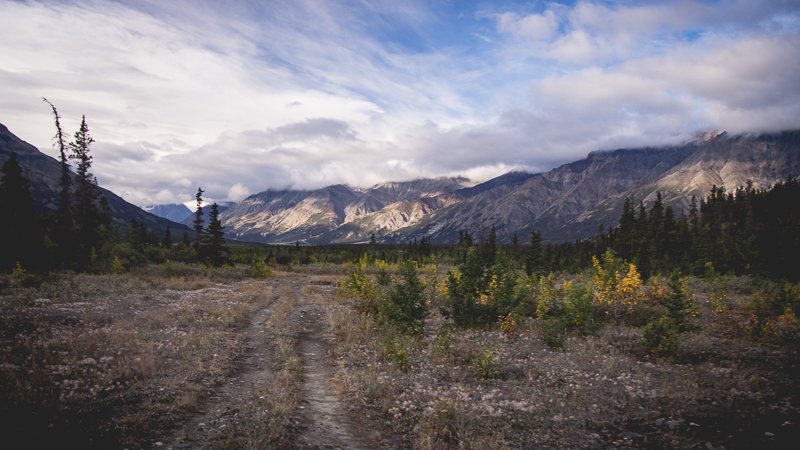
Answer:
[
  {"xmin": 144, "ymin": 203, "xmax": 192, "ymax": 223},
  {"xmin": 0, "ymin": 123, "xmax": 189, "ymax": 235},
  {"xmin": 221, "ymin": 129, "xmax": 800, "ymax": 244},
  {"xmin": 223, "ymin": 178, "xmax": 471, "ymax": 243}
]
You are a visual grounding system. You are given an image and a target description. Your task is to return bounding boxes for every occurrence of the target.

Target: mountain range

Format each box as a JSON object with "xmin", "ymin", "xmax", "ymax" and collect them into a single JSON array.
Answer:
[
  {"xmin": 218, "ymin": 130, "xmax": 800, "ymax": 244},
  {"xmin": 2, "ymin": 121, "xmax": 798, "ymax": 245}
]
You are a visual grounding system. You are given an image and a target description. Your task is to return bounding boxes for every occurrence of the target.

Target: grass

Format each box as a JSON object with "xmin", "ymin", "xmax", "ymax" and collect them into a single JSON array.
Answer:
[
  {"xmin": 0, "ymin": 269, "xmax": 274, "ymax": 449},
  {"xmin": 324, "ymin": 273, "xmax": 800, "ymax": 449},
  {"xmin": 1, "ymin": 267, "xmax": 798, "ymax": 449}
]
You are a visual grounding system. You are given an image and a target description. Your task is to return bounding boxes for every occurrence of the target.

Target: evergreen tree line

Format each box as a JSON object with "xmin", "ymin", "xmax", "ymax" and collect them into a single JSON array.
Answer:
[
  {"xmin": 0, "ymin": 102, "xmax": 229, "ymax": 273},
  {"xmin": 601, "ymin": 181, "xmax": 800, "ymax": 281},
  {"xmin": 0, "ymin": 100, "xmax": 111, "ymax": 272},
  {"xmin": 455, "ymin": 179, "xmax": 800, "ymax": 282}
]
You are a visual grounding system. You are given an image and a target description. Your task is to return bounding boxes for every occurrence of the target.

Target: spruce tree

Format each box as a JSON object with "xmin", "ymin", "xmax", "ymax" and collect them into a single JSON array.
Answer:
[
  {"xmin": 44, "ymin": 98, "xmax": 74, "ymax": 266},
  {"xmin": 525, "ymin": 230, "xmax": 543, "ymax": 276},
  {"xmin": 0, "ymin": 153, "xmax": 43, "ymax": 271},
  {"xmin": 162, "ymin": 227, "xmax": 173, "ymax": 247},
  {"xmin": 69, "ymin": 115, "xmax": 107, "ymax": 268},
  {"xmin": 203, "ymin": 202, "xmax": 228, "ymax": 266},
  {"xmin": 617, "ymin": 197, "xmax": 636, "ymax": 260},
  {"xmin": 193, "ymin": 187, "xmax": 204, "ymax": 250}
]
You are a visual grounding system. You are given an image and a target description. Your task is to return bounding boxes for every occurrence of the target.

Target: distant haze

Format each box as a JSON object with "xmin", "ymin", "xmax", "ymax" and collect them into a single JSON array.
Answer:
[{"xmin": 1, "ymin": 0, "xmax": 798, "ymax": 206}]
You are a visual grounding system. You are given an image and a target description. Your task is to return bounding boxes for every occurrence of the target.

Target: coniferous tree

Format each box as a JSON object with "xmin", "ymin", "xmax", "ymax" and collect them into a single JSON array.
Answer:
[
  {"xmin": 525, "ymin": 230, "xmax": 543, "ymax": 276},
  {"xmin": 180, "ymin": 230, "xmax": 191, "ymax": 247},
  {"xmin": 481, "ymin": 224, "xmax": 497, "ymax": 265},
  {"xmin": 162, "ymin": 227, "xmax": 173, "ymax": 247},
  {"xmin": 0, "ymin": 153, "xmax": 43, "ymax": 271},
  {"xmin": 44, "ymin": 98, "xmax": 74, "ymax": 266},
  {"xmin": 203, "ymin": 202, "xmax": 228, "ymax": 266},
  {"xmin": 616, "ymin": 197, "xmax": 636, "ymax": 260},
  {"xmin": 193, "ymin": 187, "xmax": 204, "ymax": 250},
  {"xmin": 69, "ymin": 115, "xmax": 107, "ymax": 268}
]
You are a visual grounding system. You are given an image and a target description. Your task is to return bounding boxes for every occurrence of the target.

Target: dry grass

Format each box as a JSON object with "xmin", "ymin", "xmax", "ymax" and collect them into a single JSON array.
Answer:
[
  {"xmin": 324, "ymin": 275, "xmax": 800, "ymax": 449},
  {"xmin": 2, "ymin": 269, "xmax": 797, "ymax": 449},
  {"xmin": 0, "ymin": 271, "xmax": 273, "ymax": 449},
  {"xmin": 209, "ymin": 277, "xmax": 302, "ymax": 450}
]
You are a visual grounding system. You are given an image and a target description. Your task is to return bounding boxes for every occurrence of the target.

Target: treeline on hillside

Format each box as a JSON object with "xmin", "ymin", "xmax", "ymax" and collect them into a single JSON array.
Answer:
[
  {"xmin": 0, "ymin": 102, "xmax": 229, "ymax": 274},
  {"xmin": 461, "ymin": 179, "xmax": 800, "ymax": 282},
  {"xmin": 599, "ymin": 180, "xmax": 800, "ymax": 280}
]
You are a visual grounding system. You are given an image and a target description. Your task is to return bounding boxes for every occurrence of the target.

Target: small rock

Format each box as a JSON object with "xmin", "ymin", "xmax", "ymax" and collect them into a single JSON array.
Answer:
[
  {"xmin": 655, "ymin": 418, "xmax": 666, "ymax": 427},
  {"xmin": 689, "ymin": 422, "xmax": 700, "ymax": 427},
  {"xmin": 154, "ymin": 442, "xmax": 163, "ymax": 447},
  {"xmin": 765, "ymin": 432, "xmax": 775, "ymax": 437},
  {"xmin": 620, "ymin": 431, "xmax": 643, "ymax": 441}
]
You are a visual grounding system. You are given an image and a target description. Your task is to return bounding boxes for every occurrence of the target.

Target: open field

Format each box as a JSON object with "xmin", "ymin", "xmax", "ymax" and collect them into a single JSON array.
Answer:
[{"xmin": 1, "ymin": 266, "xmax": 798, "ymax": 449}]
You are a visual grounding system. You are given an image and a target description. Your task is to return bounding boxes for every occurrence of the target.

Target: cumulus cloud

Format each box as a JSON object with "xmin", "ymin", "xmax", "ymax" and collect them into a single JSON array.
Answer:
[{"xmin": 0, "ymin": 0, "xmax": 798, "ymax": 207}]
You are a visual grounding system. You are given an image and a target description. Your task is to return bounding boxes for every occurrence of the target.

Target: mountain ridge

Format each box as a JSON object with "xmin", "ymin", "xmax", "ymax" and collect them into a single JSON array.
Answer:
[{"xmin": 219, "ymin": 129, "xmax": 800, "ymax": 244}]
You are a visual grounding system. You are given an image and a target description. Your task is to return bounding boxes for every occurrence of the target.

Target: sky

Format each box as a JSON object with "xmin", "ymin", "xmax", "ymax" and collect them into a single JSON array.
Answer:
[{"xmin": 1, "ymin": 0, "xmax": 799, "ymax": 206}]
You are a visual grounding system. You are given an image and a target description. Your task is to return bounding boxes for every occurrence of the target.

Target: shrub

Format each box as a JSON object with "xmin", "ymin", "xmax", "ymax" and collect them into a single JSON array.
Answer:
[
  {"xmin": 378, "ymin": 260, "xmax": 427, "ymax": 334},
  {"xmin": 562, "ymin": 283, "xmax": 600, "ymax": 335},
  {"xmin": 381, "ymin": 333, "xmax": 412, "ymax": 371},
  {"xmin": 432, "ymin": 325, "xmax": 454, "ymax": 360},
  {"xmin": 110, "ymin": 256, "xmax": 125, "ymax": 274},
  {"xmin": 10, "ymin": 261, "xmax": 26, "ymax": 279},
  {"xmin": 591, "ymin": 250, "xmax": 646, "ymax": 321},
  {"xmin": 534, "ymin": 273, "xmax": 558, "ymax": 319},
  {"xmin": 338, "ymin": 265, "xmax": 380, "ymax": 314},
  {"xmin": 541, "ymin": 318, "xmax": 568, "ymax": 350},
  {"xmin": 742, "ymin": 282, "xmax": 800, "ymax": 343},
  {"xmin": 247, "ymin": 259, "xmax": 272, "ymax": 279},
  {"xmin": 499, "ymin": 313, "xmax": 517, "ymax": 336},
  {"xmin": 472, "ymin": 348, "xmax": 500, "ymax": 380},
  {"xmin": 762, "ymin": 305, "xmax": 800, "ymax": 346},
  {"xmin": 643, "ymin": 316, "xmax": 679, "ymax": 357}
]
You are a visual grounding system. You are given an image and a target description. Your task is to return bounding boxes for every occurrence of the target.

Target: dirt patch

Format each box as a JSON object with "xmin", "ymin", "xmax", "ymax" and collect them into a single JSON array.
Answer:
[{"xmin": 293, "ymin": 305, "xmax": 371, "ymax": 450}]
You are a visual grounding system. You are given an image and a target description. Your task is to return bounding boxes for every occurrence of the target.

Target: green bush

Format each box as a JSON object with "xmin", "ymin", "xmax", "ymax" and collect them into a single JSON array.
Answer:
[
  {"xmin": 378, "ymin": 260, "xmax": 427, "ymax": 334},
  {"xmin": 110, "ymin": 256, "xmax": 125, "ymax": 274},
  {"xmin": 541, "ymin": 318, "xmax": 568, "ymax": 350},
  {"xmin": 539, "ymin": 317, "xmax": 569, "ymax": 350},
  {"xmin": 562, "ymin": 283, "xmax": 600, "ymax": 335},
  {"xmin": 472, "ymin": 348, "xmax": 500, "ymax": 380},
  {"xmin": 338, "ymin": 265, "xmax": 380, "ymax": 314},
  {"xmin": 381, "ymin": 333, "xmax": 412, "ymax": 371},
  {"xmin": 247, "ymin": 259, "xmax": 272, "ymax": 279},
  {"xmin": 643, "ymin": 315, "xmax": 679, "ymax": 357},
  {"xmin": 432, "ymin": 324, "xmax": 454, "ymax": 360}
]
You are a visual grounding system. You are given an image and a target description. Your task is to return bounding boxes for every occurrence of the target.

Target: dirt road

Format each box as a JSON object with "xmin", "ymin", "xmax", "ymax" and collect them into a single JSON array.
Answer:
[{"xmin": 164, "ymin": 274, "xmax": 373, "ymax": 449}]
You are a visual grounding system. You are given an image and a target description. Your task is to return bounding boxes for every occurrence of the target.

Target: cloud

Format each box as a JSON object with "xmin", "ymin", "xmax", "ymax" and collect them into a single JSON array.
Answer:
[
  {"xmin": 496, "ymin": 11, "xmax": 559, "ymax": 41},
  {"xmin": 227, "ymin": 183, "xmax": 251, "ymax": 202},
  {"xmin": 1, "ymin": 0, "xmax": 798, "ymax": 207}
]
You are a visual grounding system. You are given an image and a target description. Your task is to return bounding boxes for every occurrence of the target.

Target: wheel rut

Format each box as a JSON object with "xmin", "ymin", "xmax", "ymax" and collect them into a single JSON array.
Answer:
[
  {"xmin": 161, "ymin": 276, "xmax": 374, "ymax": 449},
  {"xmin": 164, "ymin": 280, "xmax": 282, "ymax": 449},
  {"xmin": 293, "ymin": 306, "xmax": 370, "ymax": 450}
]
